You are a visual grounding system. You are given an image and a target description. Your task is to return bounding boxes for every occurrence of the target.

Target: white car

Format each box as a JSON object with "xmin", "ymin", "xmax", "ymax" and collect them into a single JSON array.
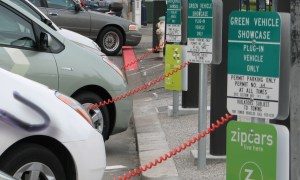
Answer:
[{"xmin": 0, "ymin": 68, "xmax": 106, "ymax": 180}]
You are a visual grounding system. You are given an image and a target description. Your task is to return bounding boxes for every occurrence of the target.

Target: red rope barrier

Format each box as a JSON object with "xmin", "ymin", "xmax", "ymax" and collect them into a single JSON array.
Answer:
[
  {"xmin": 114, "ymin": 113, "xmax": 233, "ymax": 180},
  {"xmin": 87, "ymin": 61, "xmax": 190, "ymax": 110}
]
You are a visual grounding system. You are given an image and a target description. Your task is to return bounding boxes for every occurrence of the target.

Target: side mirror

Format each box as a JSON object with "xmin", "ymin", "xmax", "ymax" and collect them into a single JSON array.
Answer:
[
  {"xmin": 40, "ymin": 32, "xmax": 52, "ymax": 50},
  {"xmin": 43, "ymin": 18, "xmax": 53, "ymax": 27}
]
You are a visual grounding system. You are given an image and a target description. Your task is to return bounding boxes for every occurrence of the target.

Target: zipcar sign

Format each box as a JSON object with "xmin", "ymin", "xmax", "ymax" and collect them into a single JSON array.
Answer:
[
  {"xmin": 227, "ymin": 11, "xmax": 281, "ymax": 119},
  {"xmin": 226, "ymin": 121, "xmax": 289, "ymax": 180}
]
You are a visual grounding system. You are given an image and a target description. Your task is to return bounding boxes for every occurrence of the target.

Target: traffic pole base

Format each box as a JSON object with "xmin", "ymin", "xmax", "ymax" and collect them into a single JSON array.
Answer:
[
  {"xmin": 190, "ymin": 149, "xmax": 226, "ymax": 166},
  {"xmin": 167, "ymin": 106, "xmax": 211, "ymax": 117}
]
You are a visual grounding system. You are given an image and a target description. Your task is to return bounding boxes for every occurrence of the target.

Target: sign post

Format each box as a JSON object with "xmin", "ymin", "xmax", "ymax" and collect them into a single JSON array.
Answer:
[
  {"xmin": 227, "ymin": 11, "xmax": 290, "ymax": 120},
  {"xmin": 226, "ymin": 11, "xmax": 291, "ymax": 180},
  {"xmin": 187, "ymin": 0, "xmax": 222, "ymax": 169},
  {"xmin": 166, "ymin": 0, "xmax": 183, "ymax": 117},
  {"xmin": 166, "ymin": 0, "xmax": 182, "ymax": 42}
]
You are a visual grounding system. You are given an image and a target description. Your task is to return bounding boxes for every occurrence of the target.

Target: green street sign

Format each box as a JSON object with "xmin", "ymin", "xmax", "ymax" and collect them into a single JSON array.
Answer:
[
  {"xmin": 164, "ymin": 44, "xmax": 182, "ymax": 91},
  {"xmin": 187, "ymin": 0, "xmax": 213, "ymax": 39},
  {"xmin": 228, "ymin": 11, "xmax": 281, "ymax": 76},
  {"xmin": 227, "ymin": 11, "xmax": 282, "ymax": 119},
  {"xmin": 166, "ymin": 0, "xmax": 182, "ymax": 42},
  {"xmin": 186, "ymin": 0, "xmax": 222, "ymax": 64},
  {"xmin": 227, "ymin": 121, "xmax": 289, "ymax": 180}
]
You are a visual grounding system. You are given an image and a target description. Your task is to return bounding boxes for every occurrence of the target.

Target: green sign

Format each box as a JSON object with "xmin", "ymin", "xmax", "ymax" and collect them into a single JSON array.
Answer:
[
  {"xmin": 187, "ymin": 0, "xmax": 213, "ymax": 63},
  {"xmin": 167, "ymin": 0, "xmax": 181, "ymax": 24},
  {"xmin": 228, "ymin": 11, "xmax": 281, "ymax": 77},
  {"xmin": 164, "ymin": 44, "xmax": 182, "ymax": 91},
  {"xmin": 227, "ymin": 121, "xmax": 289, "ymax": 180},
  {"xmin": 166, "ymin": 0, "xmax": 182, "ymax": 42},
  {"xmin": 227, "ymin": 11, "xmax": 282, "ymax": 119},
  {"xmin": 187, "ymin": 0, "xmax": 213, "ymax": 38}
]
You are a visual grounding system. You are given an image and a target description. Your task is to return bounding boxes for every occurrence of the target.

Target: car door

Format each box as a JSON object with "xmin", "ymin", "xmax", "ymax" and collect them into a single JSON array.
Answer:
[
  {"xmin": 44, "ymin": 0, "xmax": 91, "ymax": 37},
  {"xmin": 0, "ymin": 3, "xmax": 59, "ymax": 89}
]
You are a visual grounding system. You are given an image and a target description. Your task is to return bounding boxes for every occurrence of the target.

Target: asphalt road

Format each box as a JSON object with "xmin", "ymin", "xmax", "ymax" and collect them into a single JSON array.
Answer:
[
  {"xmin": 103, "ymin": 117, "xmax": 140, "ymax": 180},
  {"xmin": 102, "ymin": 54, "xmax": 141, "ymax": 180}
]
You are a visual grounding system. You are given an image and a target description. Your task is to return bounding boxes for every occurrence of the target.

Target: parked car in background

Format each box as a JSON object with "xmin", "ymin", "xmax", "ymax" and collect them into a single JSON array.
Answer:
[
  {"xmin": 84, "ymin": 0, "xmax": 123, "ymax": 17},
  {"xmin": 0, "ymin": 68, "xmax": 106, "ymax": 180},
  {"xmin": 29, "ymin": 0, "xmax": 142, "ymax": 55},
  {"xmin": 0, "ymin": 0, "xmax": 133, "ymax": 140},
  {"xmin": 11, "ymin": 0, "xmax": 104, "ymax": 52}
]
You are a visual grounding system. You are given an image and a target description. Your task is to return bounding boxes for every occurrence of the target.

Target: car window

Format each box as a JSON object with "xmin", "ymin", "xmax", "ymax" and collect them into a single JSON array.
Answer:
[
  {"xmin": 11, "ymin": 0, "xmax": 41, "ymax": 20},
  {"xmin": 28, "ymin": 0, "xmax": 42, "ymax": 7},
  {"xmin": 0, "ymin": 5, "xmax": 36, "ymax": 49},
  {"xmin": 47, "ymin": 0, "xmax": 76, "ymax": 10}
]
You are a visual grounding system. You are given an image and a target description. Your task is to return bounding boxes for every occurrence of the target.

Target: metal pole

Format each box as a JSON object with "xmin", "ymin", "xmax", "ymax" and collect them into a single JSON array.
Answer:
[
  {"xmin": 251, "ymin": 117, "xmax": 266, "ymax": 123},
  {"xmin": 181, "ymin": 0, "xmax": 199, "ymax": 108},
  {"xmin": 272, "ymin": 0, "xmax": 278, "ymax": 11},
  {"xmin": 210, "ymin": 0, "xmax": 239, "ymax": 156},
  {"xmin": 173, "ymin": 91, "xmax": 179, "ymax": 118},
  {"xmin": 198, "ymin": 63, "xmax": 208, "ymax": 169},
  {"xmin": 134, "ymin": 0, "xmax": 141, "ymax": 27},
  {"xmin": 152, "ymin": 0, "xmax": 167, "ymax": 49},
  {"xmin": 290, "ymin": 1, "xmax": 300, "ymax": 179}
]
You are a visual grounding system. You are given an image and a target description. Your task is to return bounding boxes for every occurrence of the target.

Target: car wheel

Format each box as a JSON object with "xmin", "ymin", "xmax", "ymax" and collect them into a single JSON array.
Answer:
[
  {"xmin": 98, "ymin": 26, "xmax": 123, "ymax": 56},
  {"xmin": 0, "ymin": 143, "xmax": 66, "ymax": 180},
  {"xmin": 74, "ymin": 91, "xmax": 110, "ymax": 140}
]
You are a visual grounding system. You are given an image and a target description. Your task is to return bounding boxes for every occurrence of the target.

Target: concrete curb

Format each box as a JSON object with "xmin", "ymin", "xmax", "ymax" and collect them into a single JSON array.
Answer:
[{"xmin": 133, "ymin": 98, "xmax": 179, "ymax": 180}]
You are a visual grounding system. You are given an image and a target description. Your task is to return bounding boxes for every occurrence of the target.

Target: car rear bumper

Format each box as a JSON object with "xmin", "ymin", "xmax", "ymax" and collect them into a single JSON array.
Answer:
[{"xmin": 125, "ymin": 31, "xmax": 142, "ymax": 46}]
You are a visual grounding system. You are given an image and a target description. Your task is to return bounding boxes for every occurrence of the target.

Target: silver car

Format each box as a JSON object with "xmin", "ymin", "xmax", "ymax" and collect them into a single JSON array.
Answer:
[
  {"xmin": 29, "ymin": 0, "xmax": 142, "ymax": 55},
  {"xmin": 0, "ymin": 0, "xmax": 133, "ymax": 140}
]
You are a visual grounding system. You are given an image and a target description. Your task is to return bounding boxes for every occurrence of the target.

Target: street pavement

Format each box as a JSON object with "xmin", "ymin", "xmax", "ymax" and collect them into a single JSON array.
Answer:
[{"xmin": 128, "ymin": 24, "xmax": 227, "ymax": 179}]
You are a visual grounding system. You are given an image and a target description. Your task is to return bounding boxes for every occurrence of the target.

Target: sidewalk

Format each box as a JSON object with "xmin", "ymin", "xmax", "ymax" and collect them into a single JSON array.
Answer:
[{"xmin": 130, "ymin": 25, "xmax": 227, "ymax": 179}]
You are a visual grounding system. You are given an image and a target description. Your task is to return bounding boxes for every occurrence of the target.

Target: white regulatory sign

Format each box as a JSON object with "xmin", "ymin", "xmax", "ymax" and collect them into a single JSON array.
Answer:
[
  {"xmin": 166, "ymin": 24, "xmax": 181, "ymax": 42},
  {"xmin": 227, "ymin": 74, "xmax": 279, "ymax": 119},
  {"xmin": 186, "ymin": 38, "xmax": 213, "ymax": 63}
]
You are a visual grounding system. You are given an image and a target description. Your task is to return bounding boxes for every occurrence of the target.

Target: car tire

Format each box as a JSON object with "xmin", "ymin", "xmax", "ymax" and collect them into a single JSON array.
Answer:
[
  {"xmin": 98, "ymin": 26, "xmax": 123, "ymax": 56},
  {"xmin": 74, "ymin": 91, "xmax": 110, "ymax": 140},
  {"xmin": 0, "ymin": 143, "xmax": 66, "ymax": 180}
]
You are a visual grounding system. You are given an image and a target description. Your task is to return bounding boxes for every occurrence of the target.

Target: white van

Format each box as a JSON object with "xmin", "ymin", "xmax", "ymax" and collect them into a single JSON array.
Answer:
[{"xmin": 0, "ymin": 68, "xmax": 106, "ymax": 180}]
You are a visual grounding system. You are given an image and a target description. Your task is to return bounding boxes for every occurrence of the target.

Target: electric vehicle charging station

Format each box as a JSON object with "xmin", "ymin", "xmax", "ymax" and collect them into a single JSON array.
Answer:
[{"xmin": 226, "ymin": 11, "xmax": 291, "ymax": 180}]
